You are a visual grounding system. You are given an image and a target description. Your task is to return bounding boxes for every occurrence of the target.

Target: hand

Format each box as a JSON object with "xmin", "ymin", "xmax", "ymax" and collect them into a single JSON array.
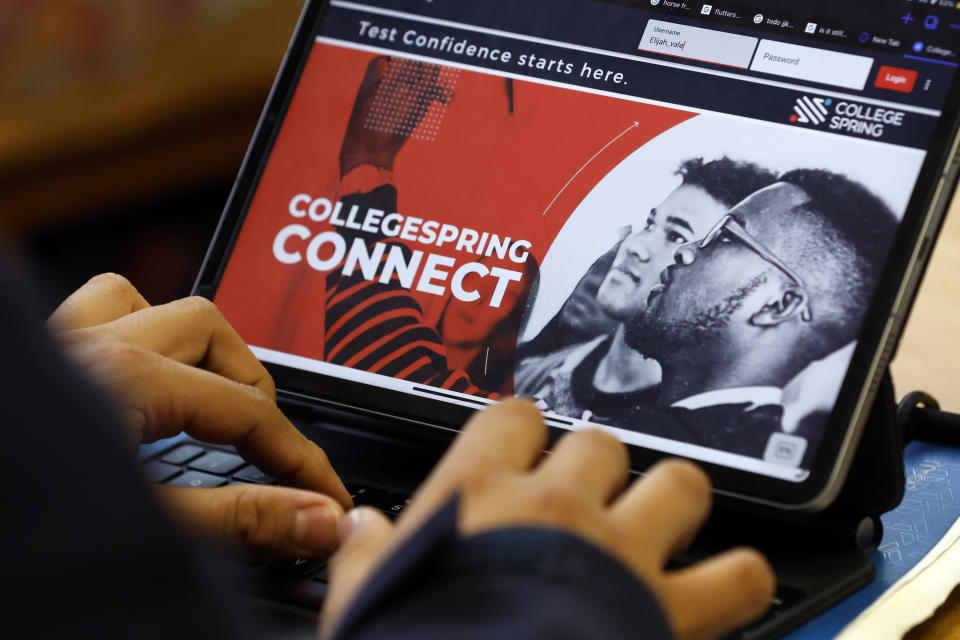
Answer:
[
  {"xmin": 339, "ymin": 56, "xmax": 450, "ymax": 176},
  {"xmin": 49, "ymin": 273, "xmax": 352, "ymax": 558},
  {"xmin": 324, "ymin": 399, "xmax": 775, "ymax": 640}
]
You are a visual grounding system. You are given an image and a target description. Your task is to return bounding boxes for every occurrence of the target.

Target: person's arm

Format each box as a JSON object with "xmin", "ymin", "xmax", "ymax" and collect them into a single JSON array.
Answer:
[
  {"xmin": 323, "ymin": 399, "xmax": 777, "ymax": 640},
  {"xmin": 338, "ymin": 56, "xmax": 448, "ymax": 181},
  {"xmin": 324, "ymin": 57, "xmax": 492, "ymax": 395},
  {"xmin": 328, "ymin": 496, "xmax": 677, "ymax": 640},
  {"xmin": 0, "ymin": 264, "xmax": 247, "ymax": 638}
]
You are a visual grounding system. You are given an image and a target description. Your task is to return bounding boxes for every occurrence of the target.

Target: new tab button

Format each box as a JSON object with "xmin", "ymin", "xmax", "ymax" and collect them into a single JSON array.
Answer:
[{"xmin": 874, "ymin": 65, "xmax": 918, "ymax": 93}]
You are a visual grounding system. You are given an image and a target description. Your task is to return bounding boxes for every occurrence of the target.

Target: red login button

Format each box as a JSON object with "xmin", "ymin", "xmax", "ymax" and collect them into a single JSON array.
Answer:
[{"xmin": 875, "ymin": 66, "xmax": 918, "ymax": 93}]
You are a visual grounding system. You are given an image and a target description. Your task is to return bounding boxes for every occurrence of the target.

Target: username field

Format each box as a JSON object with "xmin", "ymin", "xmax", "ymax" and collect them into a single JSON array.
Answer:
[{"xmin": 639, "ymin": 19, "xmax": 758, "ymax": 69}]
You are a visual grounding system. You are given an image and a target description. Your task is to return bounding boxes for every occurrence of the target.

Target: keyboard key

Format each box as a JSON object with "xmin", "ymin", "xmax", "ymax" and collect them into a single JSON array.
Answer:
[
  {"xmin": 378, "ymin": 495, "xmax": 408, "ymax": 517},
  {"xmin": 143, "ymin": 461, "xmax": 181, "ymax": 483},
  {"xmin": 348, "ymin": 485, "xmax": 390, "ymax": 507},
  {"xmin": 160, "ymin": 444, "xmax": 205, "ymax": 465},
  {"xmin": 189, "ymin": 451, "xmax": 246, "ymax": 476},
  {"xmin": 345, "ymin": 483, "xmax": 411, "ymax": 517},
  {"xmin": 344, "ymin": 483, "xmax": 366, "ymax": 501},
  {"xmin": 363, "ymin": 488, "xmax": 386, "ymax": 505},
  {"xmin": 269, "ymin": 557, "xmax": 327, "ymax": 577},
  {"xmin": 168, "ymin": 471, "xmax": 228, "ymax": 488},
  {"xmin": 234, "ymin": 466, "xmax": 275, "ymax": 485}
]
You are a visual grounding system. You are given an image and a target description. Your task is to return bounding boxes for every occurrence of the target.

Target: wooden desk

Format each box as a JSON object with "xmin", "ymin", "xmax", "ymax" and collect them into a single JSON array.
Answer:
[
  {"xmin": 891, "ymin": 196, "xmax": 960, "ymax": 637},
  {"xmin": 891, "ymin": 193, "xmax": 960, "ymax": 412}
]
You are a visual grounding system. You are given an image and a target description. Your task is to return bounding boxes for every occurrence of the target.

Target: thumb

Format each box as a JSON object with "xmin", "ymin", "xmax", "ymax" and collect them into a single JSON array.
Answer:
[
  {"xmin": 155, "ymin": 484, "xmax": 344, "ymax": 558},
  {"xmin": 322, "ymin": 508, "xmax": 395, "ymax": 639}
]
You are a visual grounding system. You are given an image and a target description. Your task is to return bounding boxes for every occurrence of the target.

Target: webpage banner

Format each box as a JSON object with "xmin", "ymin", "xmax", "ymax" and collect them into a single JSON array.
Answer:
[
  {"xmin": 319, "ymin": 1, "xmax": 942, "ymax": 150},
  {"xmin": 215, "ymin": 36, "xmax": 923, "ymax": 481}
]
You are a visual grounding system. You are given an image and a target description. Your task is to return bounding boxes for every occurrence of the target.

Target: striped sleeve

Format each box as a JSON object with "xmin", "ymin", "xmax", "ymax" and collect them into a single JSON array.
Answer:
[{"xmin": 323, "ymin": 186, "xmax": 493, "ymax": 399}]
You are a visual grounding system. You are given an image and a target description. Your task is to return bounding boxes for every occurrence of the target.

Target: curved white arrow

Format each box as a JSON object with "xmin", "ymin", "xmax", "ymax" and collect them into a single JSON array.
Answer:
[{"xmin": 541, "ymin": 121, "xmax": 640, "ymax": 217}]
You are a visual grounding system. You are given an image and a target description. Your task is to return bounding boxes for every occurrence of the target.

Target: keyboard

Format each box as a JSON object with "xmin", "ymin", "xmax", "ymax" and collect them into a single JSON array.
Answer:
[
  {"xmin": 142, "ymin": 439, "xmax": 411, "ymax": 606},
  {"xmin": 142, "ymin": 439, "xmax": 803, "ymax": 638}
]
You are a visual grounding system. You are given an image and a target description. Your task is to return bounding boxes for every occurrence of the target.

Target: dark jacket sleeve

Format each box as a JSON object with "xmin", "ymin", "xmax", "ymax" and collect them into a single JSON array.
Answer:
[
  {"xmin": 332, "ymin": 498, "xmax": 676, "ymax": 640},
  {"xmin": 0, "ymin": 259, "xmax": 247, "ymax": 640}
]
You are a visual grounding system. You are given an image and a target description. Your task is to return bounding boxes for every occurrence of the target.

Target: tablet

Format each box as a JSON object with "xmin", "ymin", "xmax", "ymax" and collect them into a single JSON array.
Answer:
[{"xmin": 195, "ymin": 0, "xmax": 960, "ymax": 511}]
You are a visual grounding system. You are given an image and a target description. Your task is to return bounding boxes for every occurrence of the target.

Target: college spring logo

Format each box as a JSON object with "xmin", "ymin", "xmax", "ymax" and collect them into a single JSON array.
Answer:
[{"xmin": 790, "ymin": 96, "xmax": 832, "ymax": 125}]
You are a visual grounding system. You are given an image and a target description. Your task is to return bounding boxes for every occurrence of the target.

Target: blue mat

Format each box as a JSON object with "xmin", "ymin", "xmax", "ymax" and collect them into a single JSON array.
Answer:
[{"xmin": 788, "ymin": 440, "xmax": 960, "ymax": 638}]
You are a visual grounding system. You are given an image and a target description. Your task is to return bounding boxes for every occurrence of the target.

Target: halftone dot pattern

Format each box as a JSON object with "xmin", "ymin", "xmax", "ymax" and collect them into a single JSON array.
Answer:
[{"xmin": 363, "ymin": 59, "xmax": 460, "ymax": 143}]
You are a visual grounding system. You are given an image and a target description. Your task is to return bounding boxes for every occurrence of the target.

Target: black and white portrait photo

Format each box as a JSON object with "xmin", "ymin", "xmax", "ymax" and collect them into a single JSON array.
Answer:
[{"xmin": 518, "ymin": 115, "xmax": 922, "ymax": 473}]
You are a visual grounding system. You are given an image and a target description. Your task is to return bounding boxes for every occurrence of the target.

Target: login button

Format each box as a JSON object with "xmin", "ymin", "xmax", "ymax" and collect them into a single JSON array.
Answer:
[{"xmin": 874, "ymin": 65, "xmax": 918, "ymax": 93}]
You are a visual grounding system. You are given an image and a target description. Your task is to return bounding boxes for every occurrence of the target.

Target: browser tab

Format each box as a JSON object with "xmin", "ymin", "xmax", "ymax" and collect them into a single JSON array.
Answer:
[
  {"xmin": 647, "ymin": 0, "xmax": 694, "ymax": 15},
  {"xmin": 695, "ymin": 3, "xmax": 746, "ymax": 25},
  {"xmin": 906, "ymin": 42, "xmax": 960, "ymax": 65},
  {"xmin": 731, "ymin": 8, "xmax": 805, "ymax": 34},
  {"xmin": 812, "ymin": 23, "xmax": 851, "ymax": 41},
  {"xmin": 867, "ymin": 34, "xmax": 905, "ymax": 51},
  {"xmin": 758, "ymin": 15, "xmax": 799, "ymax": 33}
]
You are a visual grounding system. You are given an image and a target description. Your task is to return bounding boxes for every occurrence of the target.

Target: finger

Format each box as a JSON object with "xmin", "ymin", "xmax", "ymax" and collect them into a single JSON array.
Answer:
[
  {"xmin": 425, "ymin": 64, "xmax": 450, "ymax": 105},
  {"xmin": 322, "ymin": 508, "xmax": 395, "ymax": 639},
  {"xmin": 426, "ymin": 397, "xmax": 547, "ymax": 487},
  {"xmin": 535, "ymin": 429, "xmax": 629, "ymax": 503},
  {"xmin": 661, "ymin": 548, "xmax": 775, "ymax": 640},
  {"xmin": 418, "ymin": 61, "xmax": 442, "ymax": 90},
  {"xmin": 447, "ymin": 397, "xmax": 548, "ymax": 472},
  {"xmin": 64, "ymin": 296, "xmax": 275, "ymax": 400},
  {"xmin": 88, "ymin": 343, "xmax": 351, "ymax": 508},
  {"xmin": 48, "ymin": 273, "xmax": 150, "ymax": 331},
  {"xmin": 155, "ymin": 484, "xmax": 344, "ymax": 558},
  {"xmin": 366, "ymin": 56, "xmax": 389, "ymax": 85},
  {"xmin": 610, "ymin": 459, "xmax": 712, "ymax": 565},
  {"xmin": 417, "ymin": 63, "xmax": 445, "ymax": 107},
  {"xmin": 397, "ymin": 397, "xmax": 547, "ymax": 529}
]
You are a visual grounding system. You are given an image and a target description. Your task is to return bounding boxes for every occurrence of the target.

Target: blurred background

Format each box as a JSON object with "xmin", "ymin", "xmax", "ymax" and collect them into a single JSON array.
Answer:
[{"xmin": 0, "ymin": 0, "xmax": 305, "ymax": 307}]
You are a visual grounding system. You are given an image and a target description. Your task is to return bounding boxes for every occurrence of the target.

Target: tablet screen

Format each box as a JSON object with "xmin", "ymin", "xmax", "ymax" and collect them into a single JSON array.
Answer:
[{"xmin": 210, "ymin": 0, "xmax": 958, "ymax": 485}]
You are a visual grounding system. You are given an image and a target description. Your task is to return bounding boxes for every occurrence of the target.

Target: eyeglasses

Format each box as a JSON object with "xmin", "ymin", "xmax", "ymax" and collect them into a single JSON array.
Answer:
[{"xmin": 699, "ymin": 214, "xmax": 813, "ymax": 322}]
